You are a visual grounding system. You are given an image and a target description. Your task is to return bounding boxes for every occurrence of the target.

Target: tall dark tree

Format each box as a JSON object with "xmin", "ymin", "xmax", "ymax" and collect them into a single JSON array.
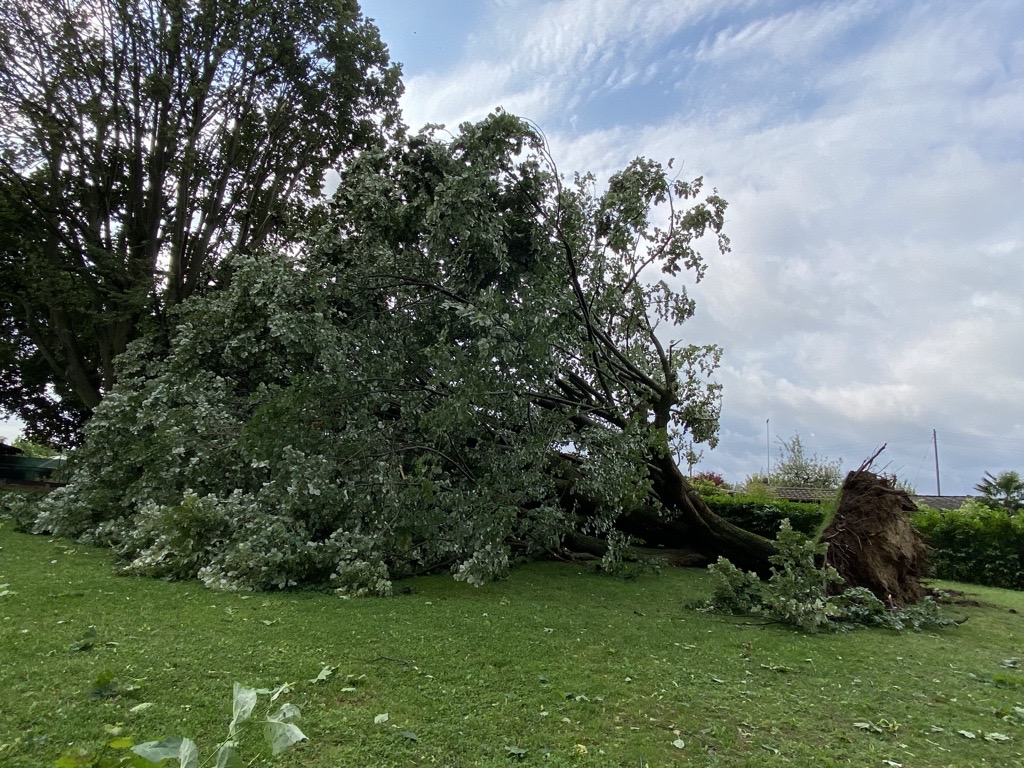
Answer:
[{"xmin": 0, "ymin": 0, "xmax": 402, "ymax": 444}]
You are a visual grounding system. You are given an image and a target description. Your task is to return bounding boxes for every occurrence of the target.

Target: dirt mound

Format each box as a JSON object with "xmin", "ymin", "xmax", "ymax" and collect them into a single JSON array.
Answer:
[{"xmin": 821, "ymin": 468, "xmax": 929, "ymax": 607}]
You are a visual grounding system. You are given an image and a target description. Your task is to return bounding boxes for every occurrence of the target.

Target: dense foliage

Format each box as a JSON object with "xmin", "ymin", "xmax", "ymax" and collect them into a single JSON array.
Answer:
[
  {"xmin": 704, "ymin": 521, "xmax": 952, "ymax": 632},
  {"xmin": 32, "ymin": 113, "xmax": 735, "ymax": 594},
  {"xmin": 0, "ymin": 0, "xmax": 401, "ymax": 444},
  {"xmin": 913, "ymin": 500, "xmax": 1024, "ymax": 589}
]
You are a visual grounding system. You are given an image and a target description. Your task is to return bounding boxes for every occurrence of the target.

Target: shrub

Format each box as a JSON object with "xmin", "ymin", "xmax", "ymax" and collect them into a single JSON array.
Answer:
[
  {"xmin": 0, "ymin": 490, "xmax": 38, "ymax": 533},
  {"xmin": 913, "ymin": 500, "xmax": 1024, "ymax": 589},
  {"xmin": 702, "ymin": 494, "xmax": 825, "ymax": 538},
  {"xmin": 704, "ymin": 520, "xmax": 954, "ymax": 632}
]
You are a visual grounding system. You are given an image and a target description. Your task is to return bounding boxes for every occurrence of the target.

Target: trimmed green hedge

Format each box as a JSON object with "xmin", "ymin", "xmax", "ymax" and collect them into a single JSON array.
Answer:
[
  {"xmin": 703, "ymin": 495, "xmax": 826, "ymax": 538},
  {"xmin": 912, "ymin": 501, "xmax": 1024, "ymax": 590}
]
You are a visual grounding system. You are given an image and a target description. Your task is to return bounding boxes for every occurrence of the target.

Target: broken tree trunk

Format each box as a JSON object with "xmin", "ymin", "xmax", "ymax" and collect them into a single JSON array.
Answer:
[
  {"xmin": 645, "ymin": 451, "xmax": 777, "ymax": 575},
  {"xmin": 555, "ymin": 451, "xmax": 777, "ymax": 575}
]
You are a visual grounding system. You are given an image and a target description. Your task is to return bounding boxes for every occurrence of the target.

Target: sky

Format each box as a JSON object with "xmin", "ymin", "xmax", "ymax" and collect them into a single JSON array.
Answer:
[
  {"xmin": 355, "ymin": 0, "xmax": 1024, "ymax": 494},
  {"xmin": 2, "ymin": 0, "xmax": 1021, "ymax": 495}
]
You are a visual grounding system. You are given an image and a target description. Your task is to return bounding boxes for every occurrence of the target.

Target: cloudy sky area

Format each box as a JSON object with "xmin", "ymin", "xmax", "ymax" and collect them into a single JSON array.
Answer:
[{"xmin": 360, "ymin": 0, "xmax": 1024, "ymax": 494}]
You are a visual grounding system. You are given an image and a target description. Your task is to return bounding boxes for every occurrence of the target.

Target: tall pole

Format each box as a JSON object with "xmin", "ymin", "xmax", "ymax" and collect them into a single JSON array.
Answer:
[
  {"xmin": 766, "ymin": 418, "xmax": 771, "ymax": 484},
  {"xmin": 933, "ymin": 429, "xmax": 941, "ymax": 496}
]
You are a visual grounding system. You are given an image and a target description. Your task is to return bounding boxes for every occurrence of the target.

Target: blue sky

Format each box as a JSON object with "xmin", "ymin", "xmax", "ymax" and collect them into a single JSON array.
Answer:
[
  {"xmin": 358, "ymin": 0, "xmax": 1024, "ymax": 494},
  {"xmin": 3, "ymin": 1, "xmax": 1021, "ymax": 495}
]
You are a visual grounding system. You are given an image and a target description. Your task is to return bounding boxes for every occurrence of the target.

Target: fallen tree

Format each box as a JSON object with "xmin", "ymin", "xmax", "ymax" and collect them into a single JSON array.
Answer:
[{"xmin": 32, "ymin": 113, "xmax": 774, "ymax": 593}]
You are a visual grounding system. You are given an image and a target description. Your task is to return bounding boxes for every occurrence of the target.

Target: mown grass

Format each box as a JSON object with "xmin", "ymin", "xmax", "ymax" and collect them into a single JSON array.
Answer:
[{"xmin": 3, "ymin": 524, "xmax": 1024, "ymax": 767}]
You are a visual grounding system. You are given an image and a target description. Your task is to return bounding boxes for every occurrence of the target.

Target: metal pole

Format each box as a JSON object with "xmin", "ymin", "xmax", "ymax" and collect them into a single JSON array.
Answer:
[
  {"xmin": 933, "ymin": 429, "xmax": 941, "ymax": 496},
  {"xmin": 766, "ymin": 418, "xmax": 771, "ymax": 483}
]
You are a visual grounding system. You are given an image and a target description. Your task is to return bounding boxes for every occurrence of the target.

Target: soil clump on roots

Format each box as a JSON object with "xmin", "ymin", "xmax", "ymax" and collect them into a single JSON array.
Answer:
[{"xmin": 821, "ymin": 465, "xmax": 929, "ymax": 607}]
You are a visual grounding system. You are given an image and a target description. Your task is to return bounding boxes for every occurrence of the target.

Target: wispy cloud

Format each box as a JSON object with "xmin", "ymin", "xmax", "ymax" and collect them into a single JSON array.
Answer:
[{"xmin": 367, "ymin": 0, "xmax": 1024, "ymax": 491}]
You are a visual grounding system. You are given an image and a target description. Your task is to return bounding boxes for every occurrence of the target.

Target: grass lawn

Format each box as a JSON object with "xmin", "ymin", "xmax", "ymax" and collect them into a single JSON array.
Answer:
[{"xmin": 3, "ymin": 524, "xmax": 1024, "ymax": 767}]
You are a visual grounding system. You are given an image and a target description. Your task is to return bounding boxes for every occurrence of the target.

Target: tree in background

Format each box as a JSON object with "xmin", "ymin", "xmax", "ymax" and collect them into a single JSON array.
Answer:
[
  {"xmin": 33, "ymin": 113, "xmax": 776, "ymax": 593},
  {"xmin": 0, "ymin": 0, "xmax": 401, "ymax": 445},
  {"xmin": 771, "ymin": 432, "xmax": 842, "ymax": 489},
  {"xmin": 973, "ymin": 471, "xmax": 1024, "ymax": 514}
]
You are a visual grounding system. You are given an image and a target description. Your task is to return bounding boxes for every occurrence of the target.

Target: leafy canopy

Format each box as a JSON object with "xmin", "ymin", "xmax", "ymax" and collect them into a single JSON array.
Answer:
[
  {"xmin": 974, "ymin": 470, "xmax": 1024, "ymax": 514},
  {"xmin": 34, "ymin": 112, "xmax": 730, "ymax": 594},
  {"xmin": 0, "ymin": 0, "xmax": 402, "ymax": 444},
  {"xmin": 771, "ymin": 432, "xmax": 842, "ymax": 489}
]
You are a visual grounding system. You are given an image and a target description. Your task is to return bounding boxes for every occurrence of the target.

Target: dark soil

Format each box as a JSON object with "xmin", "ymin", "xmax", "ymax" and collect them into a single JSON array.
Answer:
[{"xmin": 821, "ymin": 469, "xmax": 929, "ymax": 607}]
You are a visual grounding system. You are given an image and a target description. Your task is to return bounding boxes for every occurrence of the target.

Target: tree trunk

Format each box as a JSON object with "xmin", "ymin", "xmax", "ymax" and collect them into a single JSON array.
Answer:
[
  {"xmin": 645, "ymin": 451, "xmax": 776, "ymax": 575},
  {"xmin": 555, "ymin": 451, "xmax": 777, "ymax": 575}
]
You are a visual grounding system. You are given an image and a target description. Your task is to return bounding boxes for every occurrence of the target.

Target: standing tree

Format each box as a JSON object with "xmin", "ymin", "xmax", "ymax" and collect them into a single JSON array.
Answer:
[
  {"xmin": 973, "ymin": 470, "xmax": 1024, "ymax": 514},
  {"xmin": 0, "ymin": 0, "xmax": 401, "ymax": 445},
  {"xmin": 771, "ymin": 432, "xmax": 842, "ymax": 489},
  {"xmin": 34, "ymin": 113, "xmax": 775, "ymax": 592}
]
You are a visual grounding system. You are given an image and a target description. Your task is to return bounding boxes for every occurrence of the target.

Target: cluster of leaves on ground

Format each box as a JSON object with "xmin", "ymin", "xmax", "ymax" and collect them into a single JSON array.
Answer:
[{"xmin": 704, "ymin": 520, "xmax": 954, "ymax": 632}]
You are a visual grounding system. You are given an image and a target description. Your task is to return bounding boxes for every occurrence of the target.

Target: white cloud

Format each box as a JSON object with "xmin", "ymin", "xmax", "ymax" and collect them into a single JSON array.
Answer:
[{"xmin": 695, "ymin": 0, "xmax": 880, "ymax": 63}]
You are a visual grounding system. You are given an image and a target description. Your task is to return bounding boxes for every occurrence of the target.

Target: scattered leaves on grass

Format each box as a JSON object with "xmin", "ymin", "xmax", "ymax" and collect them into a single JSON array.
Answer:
[
  {"xmin": 672, "ymin": 739, "xmax": 685, "ymax": 749},
  {"xmin": 70, "ymin": 626, "xmax": 98, "ymax": 652},
  {"xmin": 310, "ymin": 665, "xmax": 335, "ymax": 684},
  {"xmin": 374, "ymin": 713, "xmax": 389, "ymax": 724},
  {"xmin": 401, "ymin": 731, "xmax": 418, "ymax": 742},
  {"xmin": 957, "ymin": 730, "xmax": 976, "ymax": 739},
  {"xmin": 504, "ymin": 745, "xmax": 527, "ymax": 758},
  {"xmin": 89, "ymin": 670, "xmax": 139, "ymax": 700}
]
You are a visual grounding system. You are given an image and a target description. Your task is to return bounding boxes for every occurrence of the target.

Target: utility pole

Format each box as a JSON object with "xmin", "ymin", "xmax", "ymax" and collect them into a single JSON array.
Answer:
[
  {"xmin": 766, "ymin": 418, "xmax": 771, "ymax": 484},
  {"xmin": 933, "ymin": 429, "xmax": 941, "ymax": 496}
]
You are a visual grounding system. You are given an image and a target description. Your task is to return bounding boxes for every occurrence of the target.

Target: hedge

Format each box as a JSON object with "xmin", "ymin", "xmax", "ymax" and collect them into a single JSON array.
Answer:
[
  {"xmin": 912, "ymin": 500, "xmax": 1024, "ymax": 590},
  {"xmin": 703, "ymin": 494, "xmax": 826, "ymax": 538}
]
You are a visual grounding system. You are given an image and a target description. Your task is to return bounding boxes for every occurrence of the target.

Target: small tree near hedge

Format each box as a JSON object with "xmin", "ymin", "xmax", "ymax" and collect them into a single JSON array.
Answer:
[{"xmin": 772, "ymin": 433, "xmax": 842, "ymax": 489}]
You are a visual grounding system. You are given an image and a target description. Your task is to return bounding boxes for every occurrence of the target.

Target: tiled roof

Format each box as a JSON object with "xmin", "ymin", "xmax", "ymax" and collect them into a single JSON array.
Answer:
[
  {"xmin": 768, "ymin": 487, "xmax": 972, "ymax": 510},
  {"xmin": 769, "ymin": 487, "xmax": 838, "ymax": 503},
  {"xmin": 911, "ymin": 495, "xmax": 972, "ymax": 511}
]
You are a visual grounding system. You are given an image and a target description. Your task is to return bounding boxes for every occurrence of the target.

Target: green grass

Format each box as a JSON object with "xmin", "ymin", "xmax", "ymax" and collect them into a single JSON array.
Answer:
[{"xmin": 4, "ymin": 524, "xmax": 1024, "ymax": 767}]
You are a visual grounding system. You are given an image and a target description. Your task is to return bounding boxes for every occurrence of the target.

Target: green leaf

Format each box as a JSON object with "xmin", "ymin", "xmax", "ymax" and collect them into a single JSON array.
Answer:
[
  {"xmin": 230, "ymin": 683, "xmax": 258, "ymax": 736},
  {"xmin": 269, "ymin": 702, "xmax": 301, "ymax": 723},
  {"xmin": 504, "ymin": 745, "xmax": 527, "ymax": 758},
  {"xmin": 178, "ymin": 739, "xmax": 198, "ymax": 768},
  {"xmin": 55, "ymin": 749, "xmax": 96, "ymax": 767},
  {"xmin": 263, "ymin": 721, "xmax": 307, "ymax": 755},
  {"xmin": 310, "ymin": 665, "xmax": 335, "ymax": 683},
  {"xmin": 214, "ymin": 742, "xmax": 243, "ymax": 768},
  {"xmin": 129, "ymin": 737, "xmax": 198, "ymax": 766}
]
